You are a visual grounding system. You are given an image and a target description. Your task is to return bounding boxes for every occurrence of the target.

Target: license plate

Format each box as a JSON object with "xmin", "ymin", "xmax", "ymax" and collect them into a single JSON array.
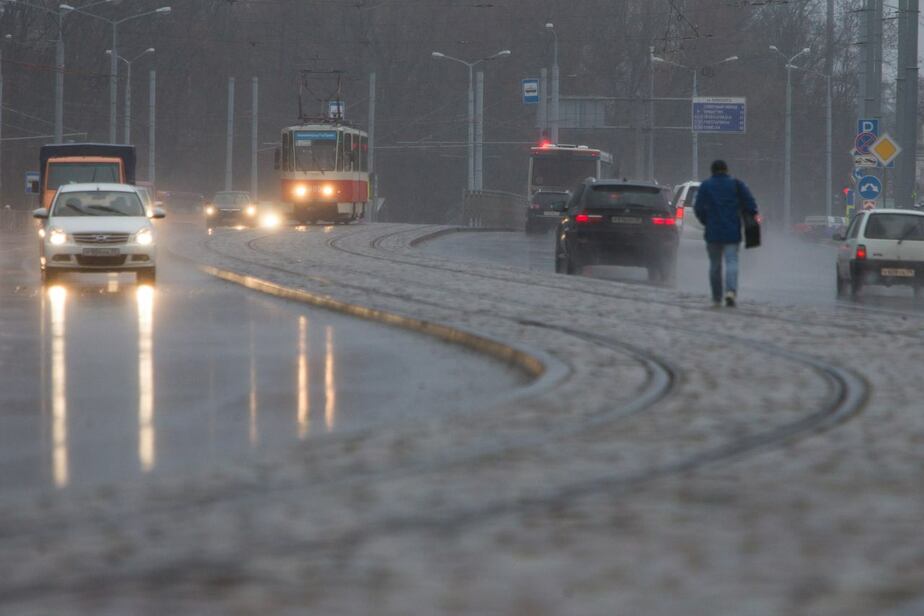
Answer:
[
  {"xmin": 881, "ymin": 268, "xmax": 915, "ymax": 278},
  {"xmin": 82, "ymin": 247, "xmax": 120, "ymax": 257},
  {"xmin": 611, "ymin": 216, "xmax": 641, "ymax": 224},
  {"xmin": 542, "ymin": 211, "xmax": 560, "ymax": 217}
]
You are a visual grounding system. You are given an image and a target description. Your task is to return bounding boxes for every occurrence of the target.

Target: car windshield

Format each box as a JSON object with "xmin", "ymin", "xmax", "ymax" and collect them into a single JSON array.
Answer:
[
  {"xmin": 588, "ymin": 186, "xmax": 670, "ymax": 209},
  {"xmin": 865, "ymin": 214, "xmax": 924, "ymax": 241},
  {"xmin": 293, "ymin": 130, "xmax": 337, "ymax": 172},
  {"xmin": 213, "ymin": 193, "xmax": 249, "ymax": 207},
  {"xmin": 52, "ymin": 190, "xmax": 146, "ymax": 217},
  {"xmin": 532, "ymin": 192, "xmax": 569, "ymax": 206},
  {"xmin": 47, "ymin": 163, "xmax": 120, "ymax": 190}
]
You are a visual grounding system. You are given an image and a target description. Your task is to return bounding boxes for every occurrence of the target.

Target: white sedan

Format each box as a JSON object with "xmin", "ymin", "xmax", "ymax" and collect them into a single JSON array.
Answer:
[{"xmin": 34, "ymin": 183, "xmax": 165, "ymax": 285}]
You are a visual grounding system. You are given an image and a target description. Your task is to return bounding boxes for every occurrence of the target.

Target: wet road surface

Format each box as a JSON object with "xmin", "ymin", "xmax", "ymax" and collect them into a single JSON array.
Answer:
[
  {"xmin": 420, "ymin": 228, "xmax": 924, "ymax": 314},
  {"xmin": 0, "ymin": 232, "xmax": 525, "ymax": 495}
]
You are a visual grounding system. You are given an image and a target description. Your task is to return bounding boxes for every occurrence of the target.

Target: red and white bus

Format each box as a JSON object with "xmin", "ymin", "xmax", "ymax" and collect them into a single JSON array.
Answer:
[
  {"xmin": 276, "ymin": 123, "xmax": 369, "ymax": 224},
  {"xmin": 527, "ymin": 143, "xmax": 615, "ymax": 196}
]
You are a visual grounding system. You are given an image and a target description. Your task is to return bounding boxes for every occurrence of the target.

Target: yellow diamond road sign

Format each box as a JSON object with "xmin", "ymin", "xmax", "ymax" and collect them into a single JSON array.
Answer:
[{"xmin": 871, "ymin": 134, "xmax": 901, "ymax": 167}]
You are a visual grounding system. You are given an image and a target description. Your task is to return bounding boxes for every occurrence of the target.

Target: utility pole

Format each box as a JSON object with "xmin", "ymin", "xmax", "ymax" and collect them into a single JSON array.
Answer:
[
  {"xmin": 648, "ymin": 47, "xmax": 655, "ymax": 181},
  {"xmin": 225, "ymin": 77, "xmax": 235, "ymax": 192},
  {"xmin": 692, "ymin": 69, "xmax": 699, "ymax": 180},
  {"xmin": 862, "ymin": 0, "xmax": 883, "ymax": 119},
  {"xmin": 124, "ymin": 60, "xmax": 131, "ymax": 144},
  {"xmin": 367, "ymin": 71, "xmax": 376, "ymax": 221},
  {"xmin": 55, "ymin": 12, "xmax": 64, "ymax": 143},
  {"xmin": 895, "ymin": 0, "xmax": 919, "ymax": 208},
  {"xmin": 149, "ymin": 69, "xmax": 155, "ymax": 183},
  {"xmin": 251, "ymin": 77, "xmax": 259, "ymax": 200},
  {"xmin": 1, "ymin": 47, "xmax": 4, "ymax": 206},
  {"xmin": 475, "ymin": 70, "xmax": 484, "ymax": 191},
  {"xmin": 546, "ymin": 23, "xmax": 560, "ymax": 144},
  {"xmin": 538, "ymin": 67, "xmax": 548, "ymax": 141},
  {"xmin": 826, "ymin": 0, "xmax": 834, "ymax": 216}
]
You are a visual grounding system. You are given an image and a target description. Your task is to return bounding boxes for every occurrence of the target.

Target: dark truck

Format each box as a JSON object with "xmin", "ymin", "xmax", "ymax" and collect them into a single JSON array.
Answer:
[{"xmin": 38, "ymin": 144, "xmax": 136, "ymax": 210}]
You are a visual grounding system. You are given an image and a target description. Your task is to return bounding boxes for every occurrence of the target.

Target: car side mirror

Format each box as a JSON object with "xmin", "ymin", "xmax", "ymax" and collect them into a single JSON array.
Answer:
[
  {"xmin": 151, "ymin": 208, "xmax": 166, "ymax": 220},
  {"xmin": 33, "ymin": 208, "xmax": 48, "ymax": 219}
]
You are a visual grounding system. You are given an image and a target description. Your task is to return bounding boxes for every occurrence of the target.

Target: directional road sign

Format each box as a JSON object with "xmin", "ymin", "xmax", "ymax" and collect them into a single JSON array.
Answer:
[
  {"xmin": 851, "ymin": 167, "xmax": 865, "ymax": 185},
  {"xmin": 522, "ymin": 79, "xmax": 540, "ymax": 105},
  {"xmin": 870, "ymin": 134, "xmax": 901, "ymax": 167},
  {"xmin": 692, "ymin": 97, "xmax": 746, "ymax": 134},
  {"xmin": 855, "ymin": 131, "xmax": 877, "ymax": 155},
  {"xmin": 858, "ymin": 175, "xmax": 882, "ymax": 201}
]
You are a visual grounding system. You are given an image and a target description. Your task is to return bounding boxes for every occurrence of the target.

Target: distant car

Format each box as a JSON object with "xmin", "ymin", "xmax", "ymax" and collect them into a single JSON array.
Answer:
[
  {"xmin": 554, "ymin": 178, "xmax": 679, "ymax": 283},
  {"xmin": 671, "ymin": 181, "xmax": 700, "ymax": 238},
  {"xmin": 794, "ymin": 215, "xmax": 847, "ymax": 240},
  {"xmin": 525, "ymin": 190, "xmax": 570, "ymax": 234},
  {"xmin": 835, "ymin": 208, "xmax": 924, "ymax": 298},
  {"xmin": 205, "ymin": 191, "xmax": 257, "ymax": 226},
  {"xmin": 33, "ymin": 183, "xmax": 165, "ymax": 284}
]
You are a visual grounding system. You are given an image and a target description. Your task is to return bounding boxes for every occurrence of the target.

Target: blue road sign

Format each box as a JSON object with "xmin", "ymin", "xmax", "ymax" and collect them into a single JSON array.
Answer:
[
  {"xmin": 846, "ymin": 189, "xmax": 855, "ymax": 207},
  {"xmin": 852, "ymin": 167, "xmax": 865, "ymax": 184},
  {"xmin": 522, "ymin": 79, "xmax": 540, "ymax": 104},
  {"xmin": 692, "ymin": 97, "xmax": 746, "ymax": 133},
  {"xmin": 24, "ymin": 172, "xmax": 39, "ymax": 195},
  {"xmin": 858, "ymin": 176, "xmax": 882, "ymax": 201},
  {"xmin": 857, "ymin": 119, "xmax": 879, "ymax": 137}
]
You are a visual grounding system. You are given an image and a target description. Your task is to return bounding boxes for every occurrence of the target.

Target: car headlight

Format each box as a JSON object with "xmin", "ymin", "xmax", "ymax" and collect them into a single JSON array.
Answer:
[
  {"xmin": 321, "ymin": 184, "xmax": 335, "ymax": 197},
  {"xmin": 246, "ymin": 205, "xmax": 258, "ymax": 217},
  {"xmin": 135, "ymin": 228, "xmax": 154, "ymax": 246},
  {"xmin": 48, "ymin": 228, "xmax": 67, "ymax": 246},
  {"xmin": 260, "ymin": 212, "xmax": 282, "ymax": 229},
  {"xmin": 205, "ymin": 205, "xmax": 216, "ymax": 216},
  {"xmin": 293, "ymin": 185, "xmax": 308, "ymax": 198}
]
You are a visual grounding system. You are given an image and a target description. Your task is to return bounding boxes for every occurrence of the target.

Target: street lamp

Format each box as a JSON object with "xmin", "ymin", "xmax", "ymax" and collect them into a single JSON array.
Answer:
[
  {"xmin": 106, "ymin": 48, "xmax": 154, "ymax": 144},
  {"xmin": 651, "ymin": 53, "xmax": 739, "ymax": 179},
  {"xmin": 544, "ymin": 22, "xmax": 559, "ymax": 144},
  {"xmin": 431, "ymin": 49, "xmax": 511, "ymax": 192},
  {"xmin": 770, "ymin": 46, "xmax": 811, "ymax": 230},
  {"xmin": 60, "ymin": 4, "xmax": 171, "ymax": 144}
]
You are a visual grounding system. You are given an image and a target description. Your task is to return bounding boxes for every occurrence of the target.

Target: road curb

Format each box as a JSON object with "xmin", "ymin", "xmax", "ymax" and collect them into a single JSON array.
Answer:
[
  {"xmin": 198, "ymin": 263, "xmax": 549, "ymax": 382},
  {"xmin": 407, "ymin": 226, "xmax": 513, "ymax": 248}
]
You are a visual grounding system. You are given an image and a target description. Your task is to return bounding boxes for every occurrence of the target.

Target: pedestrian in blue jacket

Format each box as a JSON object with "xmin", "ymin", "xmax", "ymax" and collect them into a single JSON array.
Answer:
[{"xmin": 693, "ymin": 160, "xmax": 759, "ymax": 307}]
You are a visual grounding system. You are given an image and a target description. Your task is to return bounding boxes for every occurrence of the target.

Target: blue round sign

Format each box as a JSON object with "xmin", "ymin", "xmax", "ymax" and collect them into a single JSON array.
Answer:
[{"xmin": 858, "ymin": 176, "xmax": 882, "ymax": 200}]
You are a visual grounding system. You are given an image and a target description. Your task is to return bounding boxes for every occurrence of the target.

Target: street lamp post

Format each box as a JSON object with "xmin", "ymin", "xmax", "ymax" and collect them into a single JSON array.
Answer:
[
  {"xmin": 431, "ymin": 49, "xmax": 511, "ymax": 192},
  {"xmin": 545, "ymin": 22, "xmax": 559, "ymax": 144},
  {"xmin": 770, "ymin": 46, "xmax": 811, "ymax": 230},
  {"xmin": 107, "ymin": 48, "xmax": 154, "ymax": 144},
  {"xmin": 651, "ymin": 53, "xmax": 739, "ymax": 180},
  {"xmin": 60, "ymin": 4, "xmax": 171, "ymax": 144}
]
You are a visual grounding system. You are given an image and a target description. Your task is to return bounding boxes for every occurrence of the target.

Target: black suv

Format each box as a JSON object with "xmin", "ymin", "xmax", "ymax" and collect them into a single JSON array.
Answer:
[
  {"xmin": 525, "ymin": 190, "xmax": 570, "ymax": 234},
  {"xmin": 554, "ymin": 178, "xmax": 679, "ymax": 283}
]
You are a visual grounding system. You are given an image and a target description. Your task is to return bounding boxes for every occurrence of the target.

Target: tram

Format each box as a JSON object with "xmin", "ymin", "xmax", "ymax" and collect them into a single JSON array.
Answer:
[{"xmin": 276, "ymin": 123, "xmax": 369, "ymax": 224}]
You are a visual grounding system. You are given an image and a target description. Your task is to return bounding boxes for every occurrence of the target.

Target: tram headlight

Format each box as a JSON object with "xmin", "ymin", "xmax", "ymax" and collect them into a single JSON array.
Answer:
[
  {"xmin": 245, "ymin": 205, "xmax": 258, "ymax": 217},
  {"xmin": 321, "ymin": 184, "xmax": 335, "ymax": 198},
  {"xmin": 293, "ymin": 184, "xmax": 309, "ymax": 198}
]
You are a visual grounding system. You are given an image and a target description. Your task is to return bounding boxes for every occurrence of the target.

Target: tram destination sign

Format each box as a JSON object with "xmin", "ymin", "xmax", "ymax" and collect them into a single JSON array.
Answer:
[
  {"xmin": 692, "ymin": 97, "xmax": 747, "ymax": 134},
  {"xmin": 295, "ymin": 130, "xmax": 337, "ymax": 144}
]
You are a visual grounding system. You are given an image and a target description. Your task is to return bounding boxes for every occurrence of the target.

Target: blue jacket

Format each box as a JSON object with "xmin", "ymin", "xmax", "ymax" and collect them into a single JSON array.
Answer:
[{"xmin": 693, "ymin": 173, "xmax": 758, "ymax": 244}]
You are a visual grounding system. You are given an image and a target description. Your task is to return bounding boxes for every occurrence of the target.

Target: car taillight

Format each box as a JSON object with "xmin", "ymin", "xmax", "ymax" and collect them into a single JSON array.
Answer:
[
  {"xmin": 675, "ymin": 205, "xmax": 685, "ymax": 220},
  {"xmin": 856, "ymin": 245, "xmax": 867, "ymax": 260},
  {"xmin": 651, "ymin": 217, "xmax": 676, "ymax": 226},
  {"xmin": 575, "ymin": 212, "xmax": 603, "ymax": 224}
]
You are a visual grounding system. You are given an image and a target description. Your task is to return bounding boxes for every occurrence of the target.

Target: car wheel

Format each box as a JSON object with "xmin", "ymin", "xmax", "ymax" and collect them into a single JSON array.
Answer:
[
  {"xmin": 849, "ymin": 275, "xmax": 862, "ymax": 297},
  {"xmin": 835, "ymin": 270, "xmax": 846, "ymax": 297},
  {"xmin": 137, "ymin": 268, "xmax": 156, "ymax": 285}
]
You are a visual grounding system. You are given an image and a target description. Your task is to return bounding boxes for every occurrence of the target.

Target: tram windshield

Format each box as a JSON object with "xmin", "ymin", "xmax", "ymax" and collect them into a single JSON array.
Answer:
[{"xmin": 293, "ymin": 130, "xmax": 337, "ymax": 172}]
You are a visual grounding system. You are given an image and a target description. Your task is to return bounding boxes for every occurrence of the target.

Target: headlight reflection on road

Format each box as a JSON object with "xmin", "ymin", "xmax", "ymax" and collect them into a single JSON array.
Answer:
[
  {"xmin": 249, "ymin": 322, "xmax": 259, "ymax": 447},
  {"xmin": 137, "ymin": 285, "xmax": 155, "ymax": 472},
  {"xmin": 325, "ymin": 326, "xmax": 336, "ymax": 432},
  {"xmin": 48, "ymin": 285, "xmax": 69, "ymax": 488},
  {"xmin": 297, "ymin": 316, "xmax": 310, "ymax": 439}
]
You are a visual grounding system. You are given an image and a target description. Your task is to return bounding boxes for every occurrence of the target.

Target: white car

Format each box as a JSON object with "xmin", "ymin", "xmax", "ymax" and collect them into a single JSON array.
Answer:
[
  {"xmin": 671, "ymin": 181, "xmax": 701, "ymax": 238},
  {"xmin": 835, "ymin": 208, "xmax": 924, "ymax": 298},
  {"xmin": 33, "ymin": 183, "xmax": 165, "ymax": 285}
]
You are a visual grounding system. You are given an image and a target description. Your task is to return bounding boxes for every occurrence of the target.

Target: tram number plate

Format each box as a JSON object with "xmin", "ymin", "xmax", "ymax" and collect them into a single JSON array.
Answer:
[
  {"xmin": 881, "ymin": 268, "xmax": 915, "ymax": 278},
  {"xmin": 82, "ymin": 248, "xmax": 120, "ymax": 257},
  {"xmin": 611, "ymin": 216, "xmax": 641, "ymax": 224}
]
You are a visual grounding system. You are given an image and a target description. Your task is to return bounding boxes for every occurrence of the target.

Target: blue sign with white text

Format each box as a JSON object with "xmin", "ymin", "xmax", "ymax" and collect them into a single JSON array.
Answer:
[
  {"xmin": 295, "ymin": 131, "xmax": 337, "ymax": 144},
  {"xmin": 857, "ymin": 119, "xmax": 879, "ymax": 137},
  {"xmin": 692, "ymin": 97, "xmax": 746, "ymax": 134},
  {"xmin": 522, "ymin": 79, "xmax": 540, "ymax": 104}
]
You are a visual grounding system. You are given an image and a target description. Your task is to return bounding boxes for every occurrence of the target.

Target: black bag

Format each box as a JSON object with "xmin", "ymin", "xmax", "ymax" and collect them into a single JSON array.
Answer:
[{"xmin": 735, "ymin": 179, "xmax": 761, "ymax": 249}]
